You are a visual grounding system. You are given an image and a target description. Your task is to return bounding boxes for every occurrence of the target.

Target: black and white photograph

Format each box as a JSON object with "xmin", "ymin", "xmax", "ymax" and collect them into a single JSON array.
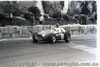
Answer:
[{"xmin": 0, "ymin": 0, "xmax": 99, "ymax": 67}]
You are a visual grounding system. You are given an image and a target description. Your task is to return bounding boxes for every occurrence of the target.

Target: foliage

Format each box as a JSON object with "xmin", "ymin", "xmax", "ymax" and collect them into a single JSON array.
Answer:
[
  {"xmin": 28, "ymin": 6, "xmax": 41, "ymax": 20},
  {"xmin": 52, "ymin": 11, "xmax": 62, "ymax": 19},
  {"xmin": 24, "ymin": 11, "xmax": 36, "ymax": 26},
  {"xmin": 42, "ymin": 1, "xmax": 62, "ymax": 18},
  {"xmin": 0, "ymin": 14, "xmax": 5, "ymax": 19},
  {"xmin": 62, "ymin": 14, "xmax": 69, "ymax": 21},
  {"xmin": 43, "ymin": 14, "xmax": 49, "ymax": 19},
  {"xmin": 0, "ymin": 1, "xmax": 25, "ymax": 17},
  {"xmin": 24, "ymin": 12, "xmax": 33, "ymax": 19},
  {"xmin": 67, "ymin": 1, "xmax": 97, "ymax": 24}
]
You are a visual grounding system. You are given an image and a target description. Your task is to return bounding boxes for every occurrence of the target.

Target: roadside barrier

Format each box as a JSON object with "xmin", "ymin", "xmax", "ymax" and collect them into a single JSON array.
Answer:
[
  {"xmin": 0, "ymin": 25, "xmax": 96, "ymax": 40},
  {"xmin": 0, "ymin": 26, "xmax": 31, "ymax": 39}
]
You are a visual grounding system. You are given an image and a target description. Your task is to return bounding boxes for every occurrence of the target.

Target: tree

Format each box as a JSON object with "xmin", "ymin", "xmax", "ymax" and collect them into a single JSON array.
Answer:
[
  {"xmin": 81, "ymin": 1, "xmax": 90, "ymax": 16},
  {"xmin": 28, "ymin": 6, "xmax": 41, "ymax": 20},
  {"xmin": 42, "ymin": 1, "xmax": 62, "ymax": 18},
  {"xmin": 24, "ymin": 12, "xmax": 35, "ymax": 26},
  {"xmin": 52, "ymin": 11, "xmax": 62, "ymax": 19},
  {"xmin": 0, "ymin": 1, "xmax": 24, "ymax": 17}
]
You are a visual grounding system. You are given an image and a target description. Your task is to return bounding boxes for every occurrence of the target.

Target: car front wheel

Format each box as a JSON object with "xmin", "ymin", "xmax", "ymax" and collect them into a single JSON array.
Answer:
[{"xmin": 32, "ymin": 34, "xmax": 38, "ymax": 42}]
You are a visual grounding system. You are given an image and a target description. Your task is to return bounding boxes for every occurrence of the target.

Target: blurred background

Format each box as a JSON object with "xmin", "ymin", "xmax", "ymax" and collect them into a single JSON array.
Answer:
[{"xmin": 0, "ymin": 1, "xmax": 97, "ymax": 26}]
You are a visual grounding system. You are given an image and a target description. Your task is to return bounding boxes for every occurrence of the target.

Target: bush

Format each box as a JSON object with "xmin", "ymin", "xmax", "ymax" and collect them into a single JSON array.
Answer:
[
  {"xmin": 0, "ymin": 14, "xmax": 5, "ymax": 19},
  {"xmin": 52, "ymin": 11, "xmax": 62, "ymax": 19},
  {"xmin": 62, "ymin": 14, "xmax": 69, "ymax": 21},
  {"xmin": 12, "ymin": 17, "xmax": 31, "ymax": 26},
  {"xmin": 43, "ymin": 14, "xmax": 49, "ymax": 19},
  {"xmin": 0, "ymin": 17, "xmax": 33, "ymax": 26},
  {"xmin": 24, "ymin": 12, "xmax": 33, "ymax": 19},
  {"xmin": 43, "ymin": 19, "xmax": 68, "ymax": 25},
  {"xmin": 28, "ymin": 6, "xmax": 41, "ymax": 20}
]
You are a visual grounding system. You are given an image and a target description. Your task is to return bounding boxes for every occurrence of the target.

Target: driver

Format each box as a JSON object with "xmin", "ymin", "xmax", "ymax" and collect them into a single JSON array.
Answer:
[{"xmin": 55, "ymin": 23, "xmax": 66, "ymax": 33}]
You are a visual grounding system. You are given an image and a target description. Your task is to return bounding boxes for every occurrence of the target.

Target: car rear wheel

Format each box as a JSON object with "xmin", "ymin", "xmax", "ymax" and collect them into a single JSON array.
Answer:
[{"xmin": 64, "ymin": 32, "xmax": 71, "ymax": 42}]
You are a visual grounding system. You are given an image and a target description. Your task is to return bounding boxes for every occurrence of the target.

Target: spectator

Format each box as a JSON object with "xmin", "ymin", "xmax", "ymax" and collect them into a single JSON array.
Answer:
[{"xmin": 39, "ymin": 14, "xmax": 44, "ymax": 24}]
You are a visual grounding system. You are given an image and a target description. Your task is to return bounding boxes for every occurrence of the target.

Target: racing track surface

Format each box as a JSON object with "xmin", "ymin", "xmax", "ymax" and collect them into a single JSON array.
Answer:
[{"xmin": 0, "ymin": 35, "xmax": 97, "ymax": 67}]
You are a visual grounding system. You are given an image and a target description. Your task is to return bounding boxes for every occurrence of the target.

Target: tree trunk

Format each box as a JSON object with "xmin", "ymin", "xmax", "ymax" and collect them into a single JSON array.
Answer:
[{"xmin": 10, "ymin": 13, "xmax": 13, "ymax": 18}]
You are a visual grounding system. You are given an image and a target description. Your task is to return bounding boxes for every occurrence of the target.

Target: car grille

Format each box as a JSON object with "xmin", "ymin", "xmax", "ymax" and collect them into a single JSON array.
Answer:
[{"xmin": 36, "ymin": 35, "xmax": 44, "ymax": 40}]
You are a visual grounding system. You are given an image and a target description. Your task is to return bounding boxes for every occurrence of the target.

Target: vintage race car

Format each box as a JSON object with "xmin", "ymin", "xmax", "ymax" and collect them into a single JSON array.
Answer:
[{"xmin": 32, "ymin": 26, "xmax": 71, "ymax": 43}]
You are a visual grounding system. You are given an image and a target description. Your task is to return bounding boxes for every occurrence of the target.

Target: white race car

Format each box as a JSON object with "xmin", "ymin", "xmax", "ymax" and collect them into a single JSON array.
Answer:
[{"xmin": 32, "ymin": 26, "xmax": 71, "ymax": 43}]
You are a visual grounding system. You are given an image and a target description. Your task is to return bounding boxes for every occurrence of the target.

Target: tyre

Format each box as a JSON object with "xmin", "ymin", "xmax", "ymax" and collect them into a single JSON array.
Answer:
[
  {"xmin": 64, "ymin": 32, "xmax": 71, "ymax": 42},
  {"xmin": 32, "ymin": 34, "xmax": 38, "ymax": 42},
  {"xmin": 47, "ymin": 34, "xmax": 56, "ymax": 43}
]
